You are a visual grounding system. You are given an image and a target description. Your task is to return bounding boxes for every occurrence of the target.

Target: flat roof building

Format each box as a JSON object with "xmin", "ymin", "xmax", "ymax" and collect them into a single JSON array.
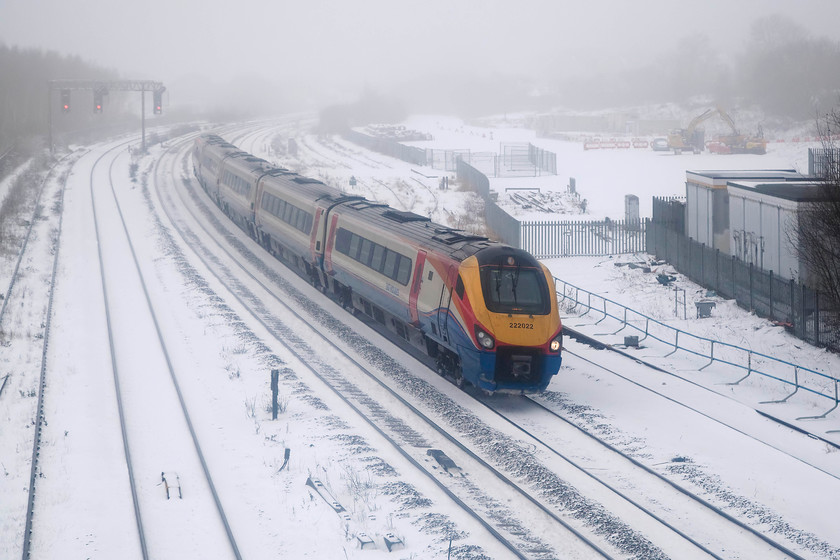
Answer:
[
  {"xmin": 684, "ymin": 169, "xmax": 806, "ymax": 255},
  {"xmin": 727, "ymin": 179, "xmax": 828, "ymax": 283}
]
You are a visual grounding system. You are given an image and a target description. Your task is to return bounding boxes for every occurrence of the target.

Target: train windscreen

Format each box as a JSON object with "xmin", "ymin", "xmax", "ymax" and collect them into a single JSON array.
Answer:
[{"xmin": 480, "ymin": 265, "xmax": 550, "ymax": 315}]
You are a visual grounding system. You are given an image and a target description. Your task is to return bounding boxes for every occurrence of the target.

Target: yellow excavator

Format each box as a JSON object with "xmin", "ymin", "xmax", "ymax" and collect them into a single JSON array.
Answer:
[{"xmin": 668, "ymin": 107, "xmax": 767, "ymax": 155}]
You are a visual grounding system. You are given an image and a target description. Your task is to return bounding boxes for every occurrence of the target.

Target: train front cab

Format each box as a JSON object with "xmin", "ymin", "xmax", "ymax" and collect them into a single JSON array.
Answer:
[{"xmin": 454, "ymin": 248, "xmax": 562, "ymax": 393}]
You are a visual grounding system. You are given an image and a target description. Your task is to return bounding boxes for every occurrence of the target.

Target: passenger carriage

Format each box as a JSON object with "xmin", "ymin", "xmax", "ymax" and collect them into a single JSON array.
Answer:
[{"xmin": 192, "ymin": 134, "xmax": 563, "ymax": 393}]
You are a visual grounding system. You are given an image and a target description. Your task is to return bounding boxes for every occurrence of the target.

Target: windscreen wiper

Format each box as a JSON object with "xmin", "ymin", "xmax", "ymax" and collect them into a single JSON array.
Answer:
[{"xmin": 512, "ymin": 263, "xmax": 520, "ymax": 306}]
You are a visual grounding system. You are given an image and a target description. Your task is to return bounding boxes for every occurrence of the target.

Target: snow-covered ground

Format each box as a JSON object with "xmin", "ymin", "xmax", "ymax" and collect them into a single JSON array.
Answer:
[{"xmin": 1, "ymin": 113, "xmax": 838, "ymax": 559}]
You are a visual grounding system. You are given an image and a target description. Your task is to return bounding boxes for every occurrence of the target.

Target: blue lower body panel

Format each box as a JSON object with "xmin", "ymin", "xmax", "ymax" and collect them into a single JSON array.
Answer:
[{"xmin": 459, "ymin": 345, "xmax": 562, "ymax": 393}]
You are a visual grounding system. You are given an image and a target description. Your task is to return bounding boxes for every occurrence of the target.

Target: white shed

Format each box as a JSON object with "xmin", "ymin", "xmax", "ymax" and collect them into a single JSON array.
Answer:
[
  {"xmin": 727, "ymin": 180, "xmax": 825, "ymax": 282},
  {"xmin": 685, "ymin": 170, "xmax": 802, "ymax": 254}
]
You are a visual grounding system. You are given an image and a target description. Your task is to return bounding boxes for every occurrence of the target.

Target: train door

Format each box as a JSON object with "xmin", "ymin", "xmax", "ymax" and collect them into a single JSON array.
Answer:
[
  {"xmin": 408, "ymin": 250, "xmax": 427, "ymax": 325},
  {"xmin": 437, "ymin": 264, "xmax": 456, "ymax": 344}
]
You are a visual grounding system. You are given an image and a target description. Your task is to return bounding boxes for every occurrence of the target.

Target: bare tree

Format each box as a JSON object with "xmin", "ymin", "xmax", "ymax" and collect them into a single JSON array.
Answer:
[{"xmin": 796, "ymin": 107, "xmax": 840, "ymax": 307}]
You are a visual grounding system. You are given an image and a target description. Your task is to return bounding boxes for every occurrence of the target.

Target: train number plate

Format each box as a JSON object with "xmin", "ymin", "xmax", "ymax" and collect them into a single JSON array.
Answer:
[{"xmin": 509, "ymin": 322, "xmax": 534, "ymax": 329}]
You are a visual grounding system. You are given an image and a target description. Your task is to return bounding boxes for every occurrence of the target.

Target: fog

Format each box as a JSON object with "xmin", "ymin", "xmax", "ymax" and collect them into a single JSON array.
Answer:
[{"xmin": 2, "ymin": 0, "xmax": 840, "ymax": 117}]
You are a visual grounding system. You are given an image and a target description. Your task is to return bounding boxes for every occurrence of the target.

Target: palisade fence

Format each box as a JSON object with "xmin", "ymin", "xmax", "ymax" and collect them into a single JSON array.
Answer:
[
  {"xmin": 456, "ymin": 158, "xmax": 647, "ymax": 257},
  {"xmin": 649, "ymin": 197, "xmax": 840, "ymax": 353},
  {"xmin": 521, "ymin": 219, "xmax": 646, "ymax": 258},
  {"xmin": 808, "ymin": 148, "xmax": 840, "ymax": 178}
]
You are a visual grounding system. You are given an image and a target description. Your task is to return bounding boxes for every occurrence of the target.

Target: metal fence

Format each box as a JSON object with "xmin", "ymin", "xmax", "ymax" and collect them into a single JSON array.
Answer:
[
  {"xmin": 522, "ymin": 219, "xmax": 647, "ymax": 258},
  {"xmin": 342, "ymin": 130, "xmax": 427, "ymax": 165},
  {"xmin": 555, "ymin": 277, "xmax": 840, "ymax": 417},
  {"xmin": 457, "ymin": 159, "xmax": 646, "ymax": 257},
  {"xmin": 345, "ymin": 130, "xmax": 559, "ymax": 180},
  {"xmin": 457, "ymin": 159, "xmax": 491, "ymax": 199},
  {"xmin": 485, "ymin": 200, "xmax": 521, "ymax": 247},
  {"xmin": 529, "ymin": 143, "xmax": 557, "ymax": 175},
  {"xmin": 425, "ymin": 148, "xmax": 471, "ymax": 172},
  {"xmin": 651, "ymin": 196, "xmax": 685, "ymax": 233},
  {"xmin": 648, "ymin": 200, "xmax": 840, "ymax": 353},
  {"xmin": 808, "ymin": 148, "xmax": 840, "ymax": 178}
]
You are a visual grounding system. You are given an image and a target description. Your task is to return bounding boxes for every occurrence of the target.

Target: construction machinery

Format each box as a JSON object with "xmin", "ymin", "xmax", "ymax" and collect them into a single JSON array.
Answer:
[{"xmin": 668, "ymin": 106, "xmax": 767, "ymax": 155}]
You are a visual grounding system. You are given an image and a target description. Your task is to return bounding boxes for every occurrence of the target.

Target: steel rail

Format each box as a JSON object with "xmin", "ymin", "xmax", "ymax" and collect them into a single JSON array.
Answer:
[
  {"xmin": 89, "ymin": 143, "xmax": 150, "ymax": 560},
  {"xmin": 19, "ymin": 150, "xmax": 87, "ymax": 559},
  {"xmin": 1, "ymin": 152, "xmax": 76, "ymax": 324},
  {"xmin": 104, "ymin": 139, "xmax": 243, "ymax": 559},
  {"xmin": 563, "ymin": 327, "xmax": 840, "ymax": 477},
  {"xmin": 554, "ymin": 345, "xmax": 815, "ymax": 560},
  {"xmin": 154, "ymin": 128, "xmax": 617, "ymax": 559}
]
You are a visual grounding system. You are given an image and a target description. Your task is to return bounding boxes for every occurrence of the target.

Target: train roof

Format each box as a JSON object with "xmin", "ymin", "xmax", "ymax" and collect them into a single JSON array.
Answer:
[
  {"xmin": 198, "ymin": 134, "xmax": 503, "ymax": 261},
  {"xmin": 335, "ymin": 199, "xmax": 498, "ymax": 262},
  {"xmin": 262, "ymin": 168, "xmax": 344, "ymax": 201}
]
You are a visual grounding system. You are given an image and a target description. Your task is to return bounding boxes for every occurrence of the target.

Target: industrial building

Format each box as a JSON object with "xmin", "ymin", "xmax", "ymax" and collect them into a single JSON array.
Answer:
[
  {"xmin": 684, "ymin": 169, "xmax": 826, "ymax": 283},
  {"xmin": 727, "ymin": 179, "xmax": 827, "ymax": 283}
]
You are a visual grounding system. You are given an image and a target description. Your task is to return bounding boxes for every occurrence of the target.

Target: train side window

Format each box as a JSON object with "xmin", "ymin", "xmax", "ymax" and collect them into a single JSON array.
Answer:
[
  {"xmin": 383, "ymin": 250, "xmax": 397, "ymax": 279},
  {"xmin": 371, "ymin": 245, "xmax": 384, "ymax": 271},
  {"xmin": 455, "ymin": 275, "xmax": 465, "ymax": 299},
  {"xmin": 335, "ymin": 228, "xmax": 351, "ymax": 253},
  {"xmin": 359, "ymin": 239, "xmax": 373, "ymax": 266},
  {"xmin": 283, "ymin": 203, "xmax": 294, "ymax": 223},
  {"xmin": 348, "ymin": 234, "xmax": 361, "ymax": 259},
  {"xmin": 276, "ymin": 199, "xmax": 285, "ymax": 218},
  {"xmin": 396, "ymin": 255, "xmax": 412, "ymax": 285}
]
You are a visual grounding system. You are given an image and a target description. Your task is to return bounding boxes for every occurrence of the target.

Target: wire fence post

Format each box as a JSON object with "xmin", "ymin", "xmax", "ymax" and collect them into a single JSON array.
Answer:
[
  {"xmin": 271, "ymin": 368, "xmax": 279, "ymax": 420},
  {"xmin": 727, "ymin": 351, "xmax": 753, "ymax": 385},
  {"xmin": 798, "ymin": 377, "xmax": 840, "ymax": 421},
  {"xmin": 700, "ymin": 341, "xmax": 715, "ymax": 370},
  {"xmin": 760, "ymin": 366, "xmax": 800, "ymax": 404},
  {"xmin": 665, "ymin": 330, "xmax": 679, "ymax": 357}
]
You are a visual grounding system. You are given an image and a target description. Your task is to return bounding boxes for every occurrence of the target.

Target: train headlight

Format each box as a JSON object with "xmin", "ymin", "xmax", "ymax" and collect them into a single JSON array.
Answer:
[
  {"xmin": 474, "ymin": 326, "xmax": 495, "ymax": 349},
  {"xmin": 549, "ymin": 333, "xmax": 562, "ymax": 353}
]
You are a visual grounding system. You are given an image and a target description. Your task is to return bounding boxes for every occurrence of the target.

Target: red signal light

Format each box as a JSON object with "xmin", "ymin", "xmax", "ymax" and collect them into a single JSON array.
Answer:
[
  {"xmin": 93, "ymin": 88, "xmax": 105, "ymax": 114},
  {"xmin": 153, "ymin": 88, "xmax": 164, "ymax": 114},
  {"xmin": 60, "ymin": 89, "xmax": 71, "ymax": 113}
]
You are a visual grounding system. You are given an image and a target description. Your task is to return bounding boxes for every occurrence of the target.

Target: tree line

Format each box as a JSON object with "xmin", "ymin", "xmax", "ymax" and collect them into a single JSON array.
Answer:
[
  {"xmin": 557, "ymin": 15, "xmax": 840, "ymax": 120},
  {"xmin": 0, "ymin": 44, "xmax": 118, "ymax": 152}
]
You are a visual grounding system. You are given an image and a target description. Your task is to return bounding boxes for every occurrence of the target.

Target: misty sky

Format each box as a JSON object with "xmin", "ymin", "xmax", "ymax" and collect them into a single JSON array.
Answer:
[{"xmin": 3, "ymin": 0, "xmax": 840, "ymax": 110}]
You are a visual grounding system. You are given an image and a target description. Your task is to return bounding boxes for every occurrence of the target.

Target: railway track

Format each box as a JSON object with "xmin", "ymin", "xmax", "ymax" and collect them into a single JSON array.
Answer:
[
  {"xmin": 149, "ymin": 124, "xmax": 811, "ymax": 559},
  {"xmin": 12, "ymin": 137, "xmax": 245, "ymax": 559},
  {"xmin": 89, "ymin": 141, "xmax": 242, "ymax": 559},
  {"xmin": 476, "ymin": 389, "xmax": 806, "ymax": 560},
  {"xmin": 153, "ymin": 129, "xmax": 630, "ymax": 558},
  {"xmin": 11, "ymin": 122, "xmax": 833, "ymax": 558},
  {"xmin": 0, "ymin": 150, "xmax": 82, "ymax": 560},
  {"xmin": 164, "ymin": 123, "xmax": 839, "ymax": 559}
]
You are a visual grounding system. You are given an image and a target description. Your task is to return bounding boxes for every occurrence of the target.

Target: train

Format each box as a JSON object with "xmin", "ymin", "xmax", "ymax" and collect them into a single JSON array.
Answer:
[{"xmin": 192, "ymin": 133, "xmax": 562, "ymax": 393}]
